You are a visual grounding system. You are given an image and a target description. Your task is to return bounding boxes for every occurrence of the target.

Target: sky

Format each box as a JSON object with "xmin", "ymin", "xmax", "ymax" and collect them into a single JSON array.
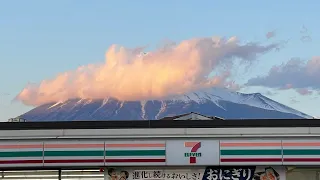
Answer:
[{"xmin": 1, "ymin": 0, "xmax": 320, "ymax": 121}]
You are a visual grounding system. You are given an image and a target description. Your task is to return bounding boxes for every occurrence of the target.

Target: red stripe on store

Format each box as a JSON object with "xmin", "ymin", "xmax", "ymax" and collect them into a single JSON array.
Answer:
[
  {"xmin": 221, "ymin": 158, "xmax": 282, "ymax": 162},
  {"xmin": 105, "ymin": 159, "xmax": 165, "ymax": 163},
  {"xmin": 284, "ymin": 158, "xmax": 320, "ymax": 162},
  {"xmin": 44, "ymin": 159, "xmax": 104, "ymax": 163},
  {"xmin": 0, "ymin": 160, "xmax": 42, "ymax": 164}
]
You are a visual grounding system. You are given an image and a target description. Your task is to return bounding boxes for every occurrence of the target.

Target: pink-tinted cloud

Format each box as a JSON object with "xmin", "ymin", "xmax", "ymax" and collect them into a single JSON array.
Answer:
[
  {"xmin": 266, "ymin": 30, "xmax": 276, "ymax": 39},
  {"xmin": 16, "ymin": 36, "xmax": 277, "ymax": 106},
  {"xmin": 246, "ymin": 57, "xmax": 320, "ymax": 94},
  {"xmin": 279, "ymin": 83, "xmax": 293, "ymax": 90},
  {"xmin": 296, "ymin": 88, "xmax": 313, "ymax": 95},
  {"xmin": 224, "ymin": 81, "xmax": 242, "ymax": 91}
]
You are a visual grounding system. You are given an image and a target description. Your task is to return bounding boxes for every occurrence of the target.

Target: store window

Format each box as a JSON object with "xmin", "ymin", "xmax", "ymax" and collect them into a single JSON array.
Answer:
[
  {"xmin": 0, "ymin": 169, "xmax": 104, "ymax": 180},
  {"xmin": 286, "ymin": 167, "xmax": 320, "ymax": 180}
]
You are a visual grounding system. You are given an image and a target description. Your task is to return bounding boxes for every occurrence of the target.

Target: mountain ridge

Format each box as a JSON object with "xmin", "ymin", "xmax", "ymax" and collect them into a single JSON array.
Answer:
[{"xmin": 21, "ymin": 88, "xmax": 311, "ymax": 121}]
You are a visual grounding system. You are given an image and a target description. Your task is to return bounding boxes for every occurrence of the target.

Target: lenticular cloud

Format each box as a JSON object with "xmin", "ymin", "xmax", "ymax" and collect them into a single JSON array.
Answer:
[{"xmin": 16, "ymin": 36, "xmax": 277, "ymax": 106}]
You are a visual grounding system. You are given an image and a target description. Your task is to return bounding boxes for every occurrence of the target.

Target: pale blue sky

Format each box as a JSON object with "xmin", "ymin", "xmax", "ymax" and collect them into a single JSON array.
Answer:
[{"xmin": 1, "ymin": 0, "xmax": 319, "ymax": 121}]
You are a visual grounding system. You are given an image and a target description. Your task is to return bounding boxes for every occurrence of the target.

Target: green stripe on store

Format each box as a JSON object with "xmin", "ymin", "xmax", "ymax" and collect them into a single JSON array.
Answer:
[
  {"xmin": 0, "ymin": 150, "xmax": 165, "ymax": 157},
  {"xmin": 283, "ymin": 149, "xmax": 320, "ymax": 155},
  {"xmin": 46, "ymin": 150, "xmax": 165, "ymax": 156},
  {"xmin": 45, "ymin": 151, "xmax": 104, "ymax": 157},
  {"xmin": 0, "ymin": 151, "xmax": 42, "ymax": 157},
  {"xmin": 221, "ymin": 149, "xmax": 282, "ymax": 155}
]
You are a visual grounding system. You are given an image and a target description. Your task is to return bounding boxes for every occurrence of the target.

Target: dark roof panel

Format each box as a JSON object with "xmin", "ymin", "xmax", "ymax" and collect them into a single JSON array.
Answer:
[{"xmin": 0, "ymin": 118, "xmax": 319, "ymax": 130}]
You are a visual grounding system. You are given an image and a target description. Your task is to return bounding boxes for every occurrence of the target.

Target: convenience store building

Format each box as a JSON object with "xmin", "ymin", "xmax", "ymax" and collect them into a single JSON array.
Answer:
[{"xmin": 0, "ymin": 116, "xmax": 320, "ymax": 180}]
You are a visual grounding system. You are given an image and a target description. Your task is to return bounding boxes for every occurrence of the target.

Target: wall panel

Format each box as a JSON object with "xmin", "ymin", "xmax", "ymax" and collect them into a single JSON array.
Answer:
[
  {"xmin": 43, "ymin": 141, "xmax": 105, "ymax": 167},
  {"xmin": 220, "ymin": 140, "xmax": 282, "ymax": 165},
  {"xmin": 283, "ymin": 140, "xmax": 320, "ymax": 165},
  {"xmin": 0, "ymin": 141, "xmax": 43, "ymax": 167},
  {"xmin": 105, "ymin": 141, "xmax": 166, "ymax": 166}
]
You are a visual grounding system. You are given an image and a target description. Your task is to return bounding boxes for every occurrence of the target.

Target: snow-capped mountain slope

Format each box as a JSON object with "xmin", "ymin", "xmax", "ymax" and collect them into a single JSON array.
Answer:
[
  {"xmin": 170, "ymin": 88, "xmax": 310, "ymax": 119},
  {"xmin": 21, "ymin": 88, "xmax": 311, "ymax": 121}
]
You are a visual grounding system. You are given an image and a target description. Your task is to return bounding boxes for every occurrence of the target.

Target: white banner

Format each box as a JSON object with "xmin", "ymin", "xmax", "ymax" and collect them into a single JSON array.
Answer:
[{"xmin": 105, "ymin": 166, "xmax": 286, "ymax": 180}]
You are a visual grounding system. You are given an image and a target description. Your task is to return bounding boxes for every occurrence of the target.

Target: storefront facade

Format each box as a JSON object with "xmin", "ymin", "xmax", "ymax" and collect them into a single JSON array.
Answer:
[
  {"xmin": 0, "ymin": 139, "xmax": 319, "ymax": 179},
  {"xmin": 0, "ymin": 119, "xmax": 320, "ymax": 179}
]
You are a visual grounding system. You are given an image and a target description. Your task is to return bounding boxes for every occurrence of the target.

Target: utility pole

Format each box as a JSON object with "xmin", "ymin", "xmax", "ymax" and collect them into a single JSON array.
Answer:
[{"xmin": 58, "ymin": 169, "xmax": 62, "ymax": 180}]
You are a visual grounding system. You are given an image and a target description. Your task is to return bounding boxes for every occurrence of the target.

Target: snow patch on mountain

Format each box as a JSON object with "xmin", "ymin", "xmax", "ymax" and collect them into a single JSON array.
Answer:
[
  {"xmin": 155, "ymin": 100, "xmax": 167, "ymax": 120},
  {"xmin": 91, "ymin": 98, "xmax": 110, "ymax": 115},
  {"xmin": 140, "ymin": 100, "xmax": 147, "ymax": 120},
  {"xmin": 47, "ymin": 101, "xmax": 64, "ymax": 109}
]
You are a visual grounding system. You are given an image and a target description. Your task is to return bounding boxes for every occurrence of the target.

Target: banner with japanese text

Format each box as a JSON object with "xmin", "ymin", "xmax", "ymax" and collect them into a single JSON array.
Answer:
[{"xmin": 105, "ymin": 166, "xmax": 285, "ymax": 180}]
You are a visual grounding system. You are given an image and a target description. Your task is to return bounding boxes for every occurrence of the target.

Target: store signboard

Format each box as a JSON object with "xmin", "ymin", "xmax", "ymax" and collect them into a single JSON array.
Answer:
[{"xmin": 166, "ymin": 140, "xmax": 219, "ymax": 165}]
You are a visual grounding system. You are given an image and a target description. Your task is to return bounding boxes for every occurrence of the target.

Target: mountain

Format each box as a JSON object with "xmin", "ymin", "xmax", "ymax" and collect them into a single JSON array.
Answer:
[{"xmin": 21, "ymin": 88, "xmax": 311, "ymax": 121}]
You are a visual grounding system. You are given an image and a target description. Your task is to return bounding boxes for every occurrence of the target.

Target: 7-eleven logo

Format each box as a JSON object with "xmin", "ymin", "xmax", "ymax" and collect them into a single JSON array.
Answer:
[{"xmin": 184, "ymin": 142, "xmax": 202, "ymax": 164}]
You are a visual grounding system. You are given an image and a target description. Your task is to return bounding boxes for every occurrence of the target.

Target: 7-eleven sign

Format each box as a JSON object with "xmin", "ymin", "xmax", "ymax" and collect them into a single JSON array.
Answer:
[{"xmin": 184, "ymin": 142, "xmax": 202, "ymax": 164}]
